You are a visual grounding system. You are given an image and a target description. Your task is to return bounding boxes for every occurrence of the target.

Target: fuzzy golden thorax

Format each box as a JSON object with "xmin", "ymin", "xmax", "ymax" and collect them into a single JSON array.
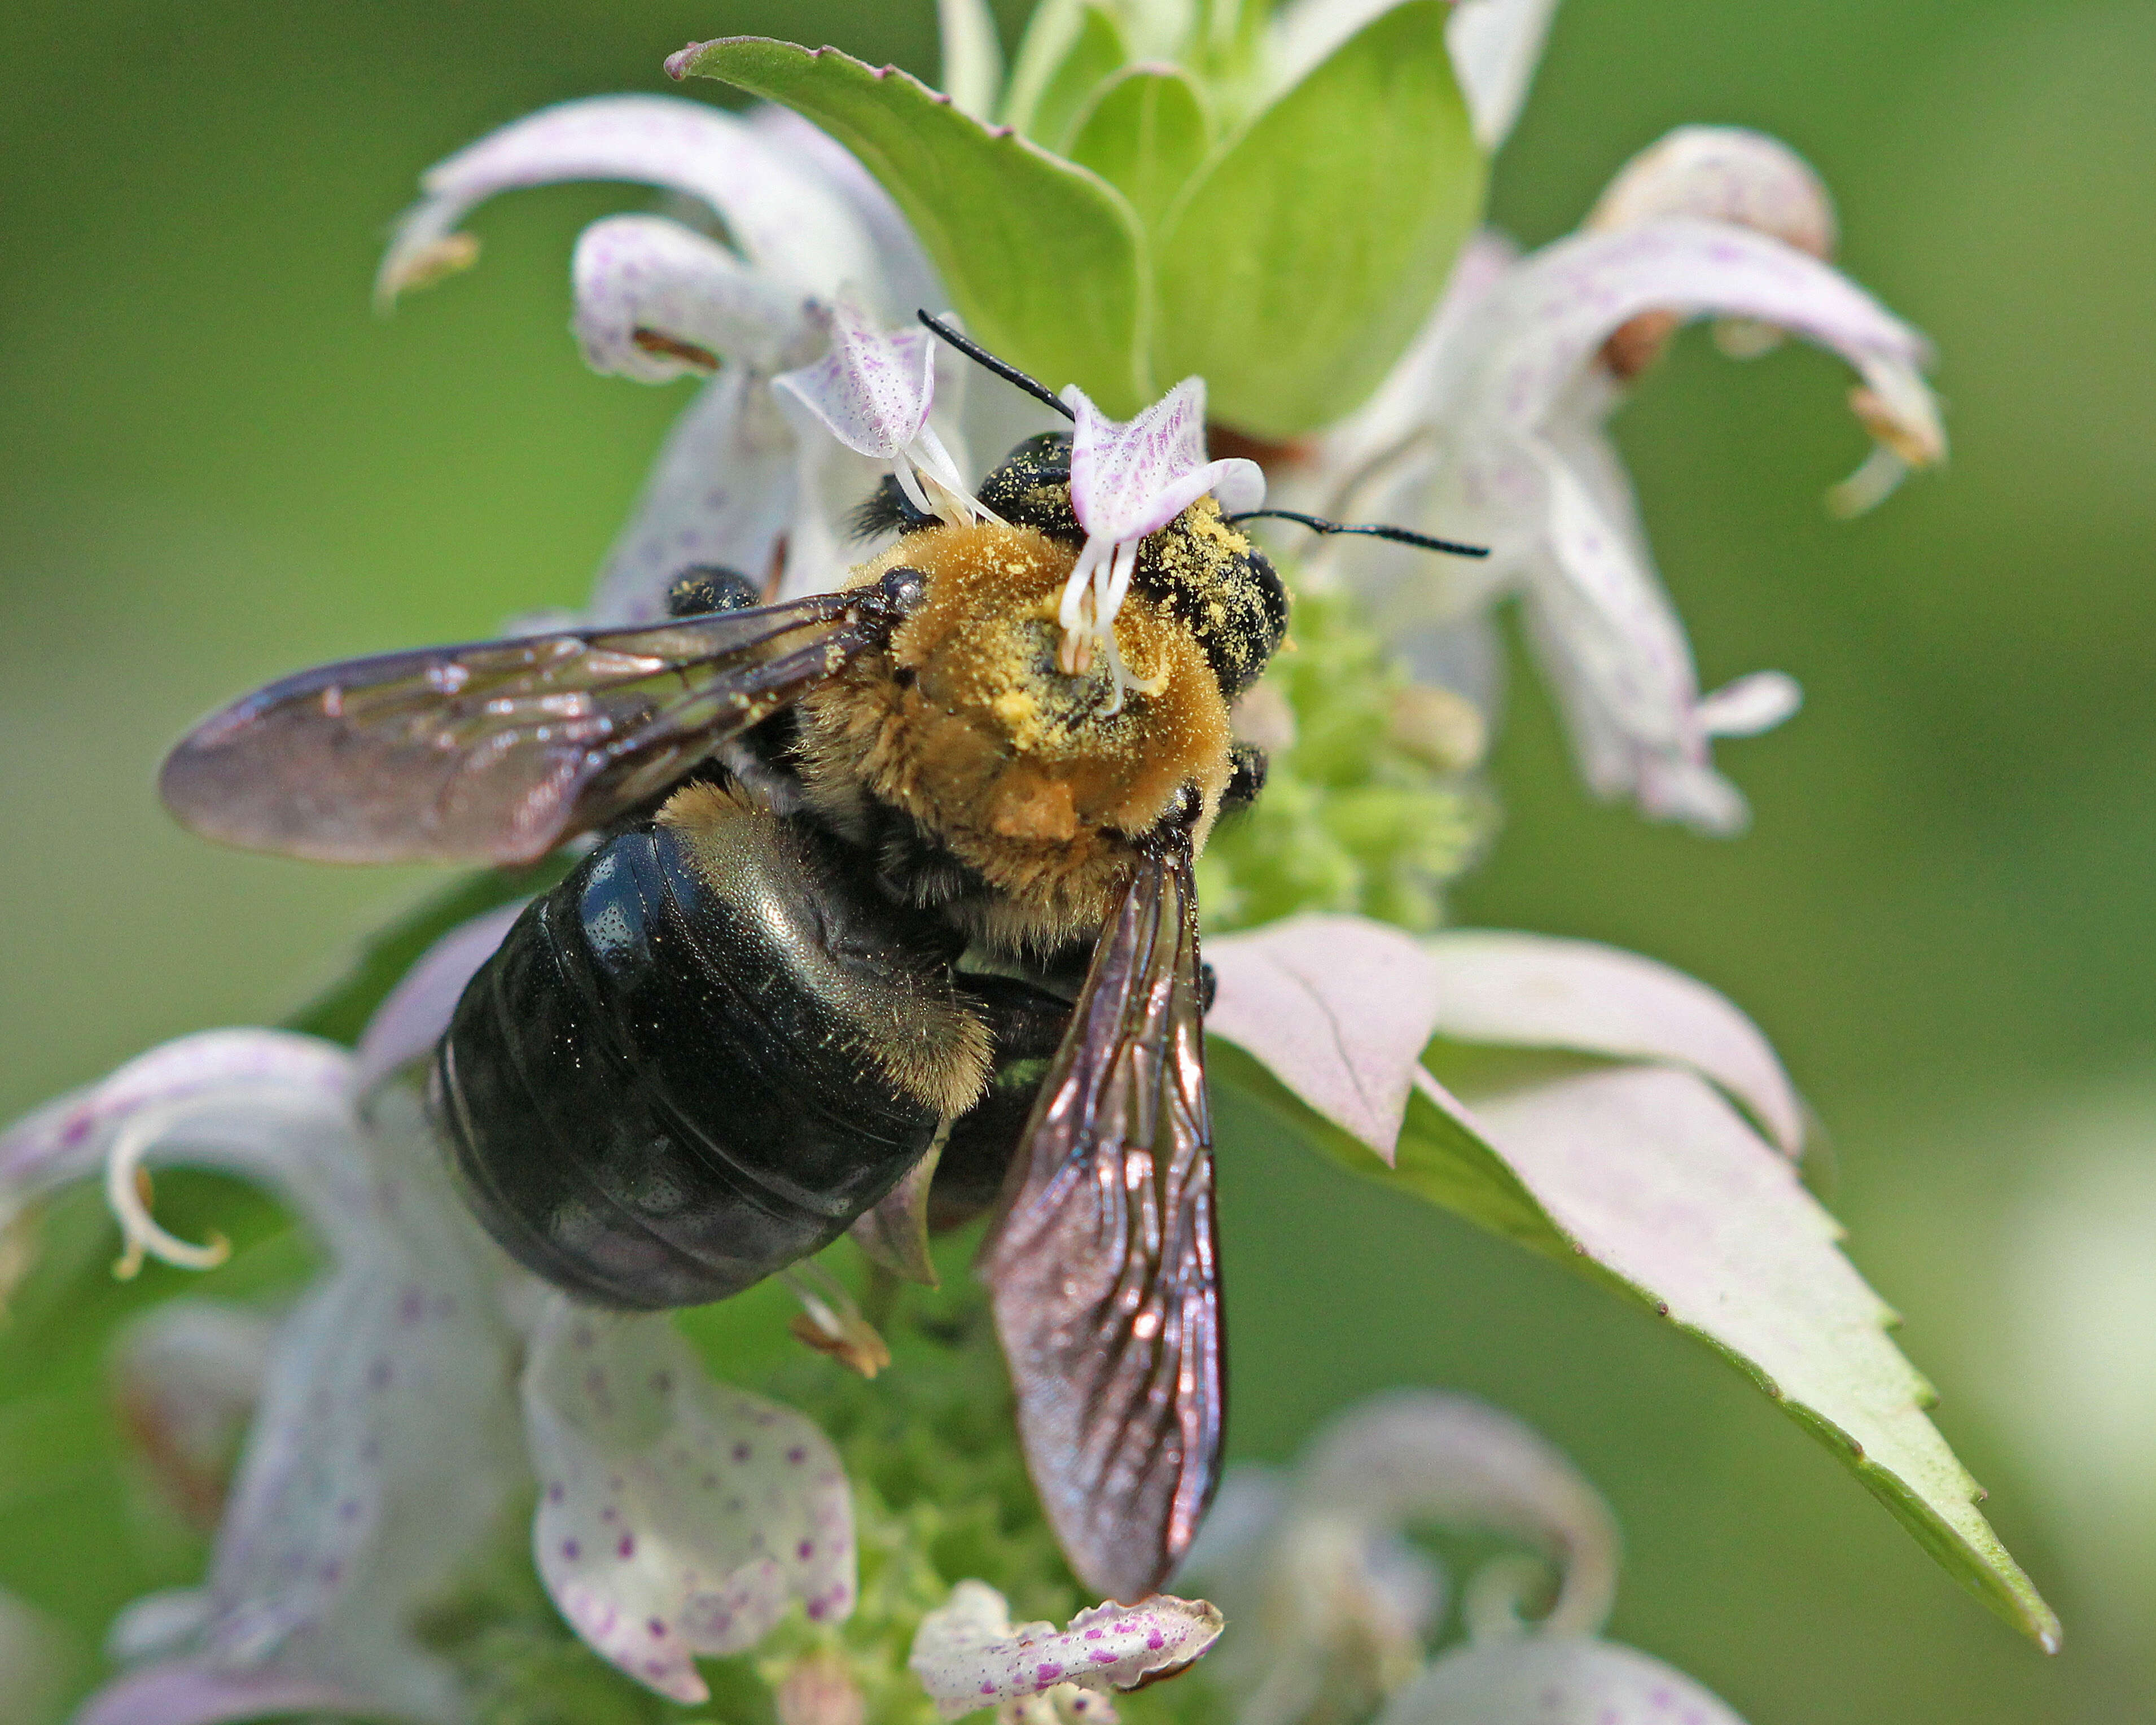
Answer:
[{"xmin": 799, "ymin": 522, "xmax": 1233, "ymax": 952}]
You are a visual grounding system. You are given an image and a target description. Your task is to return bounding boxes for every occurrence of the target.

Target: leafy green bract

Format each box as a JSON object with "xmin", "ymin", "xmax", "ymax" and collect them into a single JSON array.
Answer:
[
  {"xmin": 671, "ymin": 37, "xmax": 1154, "ymax": 415},
  {"xmin": 1203, "ymin": 918, "xmax": 2060, "ymax": 1650},
  {"xmin": 1154, "ymin": 0, "xmax": 1484, "ymax": 437}
]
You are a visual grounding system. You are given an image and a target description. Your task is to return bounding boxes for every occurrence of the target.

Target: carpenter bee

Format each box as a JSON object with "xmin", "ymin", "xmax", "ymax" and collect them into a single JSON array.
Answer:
[{"xmin": 159, "ymin": 321, "xmax": 1482, "ymax": 1604}]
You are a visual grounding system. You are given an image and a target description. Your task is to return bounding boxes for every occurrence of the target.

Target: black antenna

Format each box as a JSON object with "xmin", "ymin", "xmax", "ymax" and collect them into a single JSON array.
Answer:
[
  {"xmin": 1229, "ymin": 509, "xmax": 1489, "ymax": 559},
  {"xmin": 918, "ymin": 310, "xmax": 1075, "ymax": 421}
]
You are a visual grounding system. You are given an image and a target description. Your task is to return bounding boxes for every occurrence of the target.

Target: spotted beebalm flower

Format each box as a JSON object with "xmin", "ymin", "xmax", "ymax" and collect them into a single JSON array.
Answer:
[
  {"xmin": 0, "ymin": 1015, "xmax": 854, "ymax": 1721},
  {"xmin": 377, "ymin": 96, "xmax": 962, "ymax": 621},
  {"xmin": 1178, "ymin": 1389, "xmax": 1750, "ymax": 1725},
  {"xmin": 1058, "ymin": 379, "xmax": 1265, "ymax": 693},
  {"xmin": 1290, "ymin": 124, "xmax": 1943, "ymax": 832},
  {"xmin": 909, "ymin": 1578, "xmax": 1222, "ymax": 1723}
]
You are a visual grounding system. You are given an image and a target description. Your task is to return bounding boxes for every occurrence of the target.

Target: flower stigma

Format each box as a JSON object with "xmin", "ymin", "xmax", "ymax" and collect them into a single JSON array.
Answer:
[{"xmin": 104, "ymin": 1105, "xmax": 233, "ymax": 1278}]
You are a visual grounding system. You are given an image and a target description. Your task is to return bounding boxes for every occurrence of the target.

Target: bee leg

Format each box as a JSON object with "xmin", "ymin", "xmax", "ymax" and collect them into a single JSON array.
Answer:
[
  {"xmin": 1221, "ymin": 742, "xmax": 1269, "ymax": 813},
  {"xmin": 664, "ymin": 564, "xmax": 761, "ymax": 617}
]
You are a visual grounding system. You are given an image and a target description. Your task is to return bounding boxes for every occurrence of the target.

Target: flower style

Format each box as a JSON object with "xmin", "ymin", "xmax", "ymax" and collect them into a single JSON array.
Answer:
[
  {"xmin": 1290, "ymin": 123, "xmax": 1944, "ymax": 832},
  {"xmin": 1058, "ymin": 379, "xmax": 1265, "ymax": 694},
  {"xmin": 1, "ymin": 1013, "xmax": 855, "ymax": 1722},
  {"xmin": 376, "ymin": 96, "xmax": 957, "ymax": 621},
  {"xmin": 1177, "ymin": 1389, "xmax": 1750, "ymax": 1725}
]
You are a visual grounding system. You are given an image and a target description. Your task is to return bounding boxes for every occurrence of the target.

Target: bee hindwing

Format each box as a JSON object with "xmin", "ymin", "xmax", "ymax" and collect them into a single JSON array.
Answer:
[{"xmin": 981, "ymin": 839, "xmax": 1223, "ymax": 1604}]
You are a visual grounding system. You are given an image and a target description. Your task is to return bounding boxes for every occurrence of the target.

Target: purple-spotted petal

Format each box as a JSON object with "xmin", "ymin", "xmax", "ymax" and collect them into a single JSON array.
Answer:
[
  {"xmin": 1419, "ymin": 930, "xmax": 1804, "ymax": 1155},
  {"xmin": 1206, "ymin": 915, "xmax": 1447, "ymax": 1164},
  {"xmin": 909, "ymin": 1581, "xmax": 1222, "ymax": 1721},
  {"xmin": 353, "ymin": 903, "xmax": 527, "ymax": 1098},
  {"xmin": 73, "ymin": 1658, "xmax": 371, "ymax": 1725},
  {"xmin": 192, "ymin": 1084, "xmax": 524, "ymax": 1719},
  {"xmin": 0, "ymin": 1030, "xmax": 353, "ymax": 1217},
  {"xmin": 1377, "ymin": 1635, "xmax": 1751, "ymax": 1725},
  {"xmin": 1469, "ymin": 218, "xmax": 1940, "ymax": 463},
  {"xmin": 377, "ymin": 96, "xmax": 878, "ymax": 307},
  {"xmin": 1065, "ymin": 382, "xmax": 1266, "ymax": 545},
  {"xmin": 572, "ymin": 214, "xmax": 808, "ymax": 383},
  {"xmin": 522, "ymin": 1298, "xmax": 854, "ymax": 1705},
  {"xmin": 773, "ymin": 299, "xmax": 938, "ymax": 460}
]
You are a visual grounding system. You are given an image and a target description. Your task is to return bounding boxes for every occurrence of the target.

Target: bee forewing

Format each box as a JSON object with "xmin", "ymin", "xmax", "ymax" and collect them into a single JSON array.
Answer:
[
  {"xmin": 158, "ymin": 588, "xmax": 901, "ymax": 865},
  {"xmin": 981, "ymin": 844, "xmax": 1224, "ymax": 1604}
]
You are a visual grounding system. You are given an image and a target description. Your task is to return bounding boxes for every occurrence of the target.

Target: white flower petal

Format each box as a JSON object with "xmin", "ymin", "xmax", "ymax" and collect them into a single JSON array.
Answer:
[
  {"xmin": 353, "ymin": 902, "xmax": 527, "ymax": 1098},
  {"xmin": 774, "ymin": 299, "xmax": 939, "ymax": 461},
  {"xmin": 1065, "ymin": 382, "xmax": 1264, "ymax": 544},
  {"xmin": 1695, "ymin": 669, "xmax": 1802, "ymax": 738},
  {"xmin": 1444, "ymin": 0, "xmax": 1563, "ymax": 150},
  {"xmin": 1588, "ymin": 126, "xmax": 1835, "ymax": 260},
  {"xmin": 744, "ymin": 107, "xmax": 943, "ymax": 319},
  {"xmin": 522, "ymin": 1297, "xmax": 854, "ymax": 1705},
  {"xmin": 909, "ymin": 1580, "xmax": 1222, "ymax": 1721},
  {"xmin": 1419, "ymin": 930, "xmax": 1804, "ymax": 1155},
  {"xmin": 584, "ymin": 367, "xmax": 797, "ymax": 625},
  {"xmin": 1474, "ymin": 218, "xmax": 1932, "ymax": 448},
  {"xmin": 572, "ymin": 214, "xmax": 808, "ymax": 383},
  {"xmin": 1377, "ymin": 1635, "xmax": 1751, "ymax": 1725},
  {"xmin": 1204, "ymin": 914, "xmax": 1448, "ymax": 1163},
  {"xmin": 194, "ymin": 1084, "xmax": 524, "ymax": 1720},
  {"xmin": 377, "ymin": 95, "xmax": 878, "ymax": 308},
  {"xmin": 1290, "ymin": 1391, "xmax": 1620, "ymax": 1639},
  {"xmin": 7, "ymin": 1044, "xmax": 525, "ymax": 1724},
  {"xmin": 0, "ymin": 1030, "xmax": 354, "ymax": 1221},
  {"xmin": 74, "ymin": 1660, "xmax": 371, "ymax": 1725}
]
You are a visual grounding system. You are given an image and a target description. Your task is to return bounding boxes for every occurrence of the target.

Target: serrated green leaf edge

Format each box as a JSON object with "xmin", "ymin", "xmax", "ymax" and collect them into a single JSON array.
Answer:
[
  {"xmin": 673, "ymin": 36, "xmax": 1154, "ymax": 416},
  {"xmin": 1208, "ymin": 1038, "xmax": 2062, "ymax": 1650},
  {"xmin": 1154, "ymin": 0, "xmax": 1485, "ymax": 437},
  {"xmin": 1067, "ymin": 64, "xmax": 1215, "ymax": 237}
]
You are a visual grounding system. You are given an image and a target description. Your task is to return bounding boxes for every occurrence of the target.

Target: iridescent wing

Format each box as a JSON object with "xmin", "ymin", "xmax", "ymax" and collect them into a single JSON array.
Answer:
[
  {"xmin": 980, "ymin": 832, "xmax": 1223, "ymax": 1604},
  {"xmin": 159, "ymin": 571, "xmax": 922, "ymax": 865}
]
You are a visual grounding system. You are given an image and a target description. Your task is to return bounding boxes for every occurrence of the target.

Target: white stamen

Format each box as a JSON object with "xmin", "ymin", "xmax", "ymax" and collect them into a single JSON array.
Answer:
[
  {"xmin": 104, "ymin": 1106, "xmax": 232, "ymax": 1278},
  {"xmin": 1825, "ymin": 443, "xmax": 1911, "ymax": 518}
]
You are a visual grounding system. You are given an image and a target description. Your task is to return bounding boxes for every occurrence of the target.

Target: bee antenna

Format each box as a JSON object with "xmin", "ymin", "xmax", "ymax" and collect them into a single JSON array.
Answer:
[
  {"xmin": 917, "ymin": 310, "xmax": 1076, "ymax": 422},
  {"xmin": 1228, "ymin": 509, "xmax": 1490, "ymax": 559}
]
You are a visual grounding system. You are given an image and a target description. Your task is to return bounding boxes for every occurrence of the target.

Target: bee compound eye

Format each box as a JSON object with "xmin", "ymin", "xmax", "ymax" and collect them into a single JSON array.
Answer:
[{"xmin": 880, "ymin": 566, "xmax": 928, "ymax": 612}]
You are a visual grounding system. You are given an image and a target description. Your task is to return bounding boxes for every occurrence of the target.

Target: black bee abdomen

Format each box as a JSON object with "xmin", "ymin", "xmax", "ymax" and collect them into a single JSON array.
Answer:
[{"xmin": 435, "ymin": 807, "xmax": 962, "ymax": 1310}]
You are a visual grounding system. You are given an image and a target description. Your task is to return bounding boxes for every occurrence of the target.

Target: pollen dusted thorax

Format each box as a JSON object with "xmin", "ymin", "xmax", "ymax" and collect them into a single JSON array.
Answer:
[{"xmin": 798, "ymin": 518, "xmax": 1241, "ymax": 952}]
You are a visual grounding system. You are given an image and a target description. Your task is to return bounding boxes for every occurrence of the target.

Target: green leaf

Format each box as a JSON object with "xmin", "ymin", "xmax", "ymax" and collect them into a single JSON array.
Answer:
[
  {"xmin": 1207, "ymin": 1039, "xmax": 2063, "ymax": 1651},
  {"xmin": 673, "ymin": 37, "xmax": 1153, "ymax": 416},
  {"xmin": 1000, "ymin": 0, "xmax": 1132, "ymax": 147},
  {"xmin": 1066, "ymin": 65, "xmax": 1215, "ymax": 236},
  {"xmin": 1154, "ymin": 0, "xmax": 1485, "ymax": 437}
]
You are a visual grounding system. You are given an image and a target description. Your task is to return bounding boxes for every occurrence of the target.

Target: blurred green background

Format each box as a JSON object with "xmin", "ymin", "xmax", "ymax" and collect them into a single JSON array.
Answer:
[{"xmin": 3, "ymin": 1, "xmax": 2152, "ymax": 1719}]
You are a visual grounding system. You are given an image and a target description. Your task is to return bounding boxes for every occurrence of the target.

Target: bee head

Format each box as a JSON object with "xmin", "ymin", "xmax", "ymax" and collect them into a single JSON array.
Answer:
[{"xmin": 964, "ymin": 435, "xmax": 1289, "ymax": 698}]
